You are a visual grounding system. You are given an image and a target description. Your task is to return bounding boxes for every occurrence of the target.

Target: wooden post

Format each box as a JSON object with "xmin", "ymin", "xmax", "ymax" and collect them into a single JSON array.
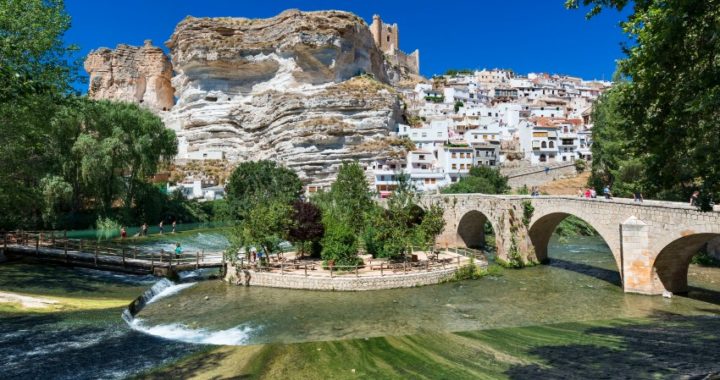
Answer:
[
  {"xmin": 281, "ymin": 261, "xmax": 284, "ymax": 275},
  {"xmin": 380, "ymin": 264, "xmax": 384, "ymax": 277},
  {"xmin": 330, "ymin": 265, "xmax": 334, "ymax": 278},
  {"xmin": 201, "ymin": 249, "xmax": 204, "ymax": 263},
  {"xmin": 404, "ymin": 261, "xmax": 407, "ymax": 274},
  {"xmin": 355, "ymin": 264, "xmax": 358, "ymax": 278},
  {"xmin": 35, "ymin": 233, "xmax": 40, "ymax": 256},
  {"xmin": 94, "ymin": 241, "xmax": 98, "ymax": 267},
  {"xmin": 122, "ymin": 247, "xmax": 126, "ymax": 268},
  {"xmin": 133, "ymin": 249, "xmax": 137, "ymax": 259},
  {"xmin": 196, "ymin": 251, "xmax": 199, "ymax": 270},
  {"xmin": 426, "ymin": 260, "xmax": 429, "ymax": 272},
  {"xmin": 304, "ymin": 265, "xmax": 308, "ymax": 277}
]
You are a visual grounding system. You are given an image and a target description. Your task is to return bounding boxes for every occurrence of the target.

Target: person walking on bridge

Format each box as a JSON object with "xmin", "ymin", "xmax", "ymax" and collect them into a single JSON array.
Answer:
[
  {"xmin": 159, "ymin": 220, "xmax": 164, "ymax": 235},
  {"xmin": 634, "ymin": 190, "xmax": 644, "ymax": 203},
  {"xmin": 690, "ymin": 191, "xmax": 700, "ymax": 207},
  {"xmin": 174, "ymin": 242, "xmax": 183, "ymax": 258},
  {"xmin": 603, "ymin": 185, "xmax": 613, "ymax": 199},
  {"xmin": 141, "ymin": 223, "xmax": 148, "ymax": 237}
]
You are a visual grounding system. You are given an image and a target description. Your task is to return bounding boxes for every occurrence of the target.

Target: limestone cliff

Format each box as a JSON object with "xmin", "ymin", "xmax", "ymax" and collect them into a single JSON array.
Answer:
[
  {"xmin": 84, "ymin": 40, "xmax": 174, "ymax": 113},
  {"xmin": 163, "ymin": 10, "xmax": 404, "ymax": 186}
]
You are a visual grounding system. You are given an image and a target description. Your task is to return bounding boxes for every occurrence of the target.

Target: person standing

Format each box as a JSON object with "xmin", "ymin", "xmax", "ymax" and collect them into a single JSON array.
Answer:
[
  {"xmin": 577, "ymin": 188, "xmax": 584, "ymax": 198},
  {"xmin": 690, "ymin": 191, "xmax": 700, "ymax": 206},
  {"xmin": 634, "ymin": 190, "xmax": 644, "ymax": 203},
  {"xmin": 174, "ymin": 242, "xmax": 183, "ymax": 257},
  {"xmin": 159, "ymin": 220, "xmax": 164, "ymax": 235},
  {"xmin": 172, "ymin": 220, "xmax": 177, "ymax": 234},
  {"xmin": 603, "ymin": 185, "xmax": 612, "ymax": 199},
  {"xmin": 141, "ymin": 222, "xmax": 148, "ymax": 237},
  {"xmin": 120, "ymin": 227, "xmax": 127, "ymax": 239},
  {"xmin": 590, "ymin": 188, "xmax": 597, "ymax": 199},
  {"xmin": 584, "ymin": 188, "xmax": 591, "ymax": 198}
]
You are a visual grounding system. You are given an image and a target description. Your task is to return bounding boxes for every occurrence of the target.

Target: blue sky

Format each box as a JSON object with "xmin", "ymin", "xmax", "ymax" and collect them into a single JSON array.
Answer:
[{"xmin": 65, "ymin": 0, "xmax": 630, "ymax": 89}]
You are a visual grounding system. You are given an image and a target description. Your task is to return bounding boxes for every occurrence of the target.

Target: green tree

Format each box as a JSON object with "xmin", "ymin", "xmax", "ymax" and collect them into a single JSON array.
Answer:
[
  {"xmin": 417, "ymin": 203, "xmax": 446, "ymax": 252},
  {"xmin": 442, "ymin": 166, "xmax": 509, "ymax": 194},
  {"xmin": 0, "ymin": 0, "xmax": 77, "ymax": 228},
  {"xmin": 225, "ymin": 160, "xmax": 302, "ymax": 221},
  {"xmin": 49, "ymin": 99, "xmax": 177, "ymax": 219},
  {"xmin": 325, "ymin": 161, "xmax": 373, "ymax": 233},
  {"xmin": 232, "ymin": 200, "xmax": 293, "ymax": 262},
  {"xmin": 568, "ymin": 0, "xmax": 720, "ymax": 209},
  {"xmin": 320, "ymin": 214, "xmax": 359, "ymax": 266}
]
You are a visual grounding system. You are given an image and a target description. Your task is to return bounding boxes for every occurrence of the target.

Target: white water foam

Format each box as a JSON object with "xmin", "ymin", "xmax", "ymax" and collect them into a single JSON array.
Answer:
[
  {"xmin": 146, "ymin": 282, "xmax": 196, "ymax": 304},
  {"xmin": 129, "ymin": 319, "xmax": 255, "ymax": 345}
]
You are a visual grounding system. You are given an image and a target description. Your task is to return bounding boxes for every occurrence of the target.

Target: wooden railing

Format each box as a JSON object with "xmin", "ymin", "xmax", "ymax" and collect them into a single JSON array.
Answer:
[
  {"xmin": 2, "ymin": 230, "xmax": 221, "ymax": 271},
  {"xmin": 230, "ymin": 246, "xmax": 484, "ymax": 278}
]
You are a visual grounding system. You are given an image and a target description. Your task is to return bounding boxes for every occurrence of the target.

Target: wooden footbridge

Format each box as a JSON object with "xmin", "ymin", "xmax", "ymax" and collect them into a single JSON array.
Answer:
[{"xmin": 0, "ymin": 231, "xmax": 224, "ymax": 276}]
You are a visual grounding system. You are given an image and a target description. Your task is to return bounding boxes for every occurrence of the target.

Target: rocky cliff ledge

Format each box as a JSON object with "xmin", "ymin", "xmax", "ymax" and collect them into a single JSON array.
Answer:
[
  {"xmin": 164, "ymin": 10, "xmax": 405, "ymax": 186},
  {"xmin": 84, "ymin": 40, "xmax": 174, "ymax": 113},
  {"xmin": 85, "ymin": 10, "xmax": 409, "ymax": 186}
]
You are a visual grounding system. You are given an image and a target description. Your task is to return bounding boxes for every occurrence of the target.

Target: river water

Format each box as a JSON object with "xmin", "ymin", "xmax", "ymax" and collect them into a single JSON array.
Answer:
[
  {"xmin": 131, "ymin": 235, "xmax": 720, "ymax": 346},
  {"xmin": 1, "ymin": 233, "xmax": 719, "ymax": 379}
]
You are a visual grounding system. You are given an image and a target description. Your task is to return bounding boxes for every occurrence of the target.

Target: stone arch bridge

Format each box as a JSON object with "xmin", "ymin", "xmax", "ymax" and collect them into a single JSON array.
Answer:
[{"xmin": 421, "ymin": 194, "xmax": 720, "ymax": 296}]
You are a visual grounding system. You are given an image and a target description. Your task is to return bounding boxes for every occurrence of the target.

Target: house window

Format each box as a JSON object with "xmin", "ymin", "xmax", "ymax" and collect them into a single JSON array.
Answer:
[
  {"xmin": 539, "ymin": 154, "xmax": 547, "ymax": 162},
  {"xmin": 460, "ymin": 153, "xmax": 465, "ymax": 159},
  {"xmin": 451, "ymin": 153, "xmax": 457, "ymax": 159},
  {"xmin": 380, "ymin": 175, "xmax": 385, "ymax": 181},
  {"xmin": 452, "ymin": 164, "xmax": 457, "ymax": 169},
  {"xmin": 541, "ymin": 141, "xmax": 547, "ymax": 148},
  {"xmin": 419, "ymin": 155, "xmax": 425, "ymax": 160},
  {"xmin": 549, "ymin": 141, "xmax": 554, "ymax": 148},
  {"xmin": 422, "ymin": 133, "xmax": 427, "ymax": 138},
  {"xmin": 421, "ymin": 165, "xmax": 427, "ymax": 169}
]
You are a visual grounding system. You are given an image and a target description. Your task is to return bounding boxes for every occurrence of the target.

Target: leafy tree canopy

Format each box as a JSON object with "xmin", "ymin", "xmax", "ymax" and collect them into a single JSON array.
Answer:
[
  {"xmin": 570, "ymin": 0, "xmax": 720, "ymax": 208},
  {"xmin": 225, "ymin": 160, "xmax": 302, "ymax": 221},
  {"xmin": 442, "ymin": 166, "xmax": 509, "ymax": 194}
]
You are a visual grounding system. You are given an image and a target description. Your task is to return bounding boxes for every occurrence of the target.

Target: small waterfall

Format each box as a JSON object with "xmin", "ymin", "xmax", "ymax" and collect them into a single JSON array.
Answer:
[
  {"xmin": 122, "ymin": 273, "xmax": 256, "ymax": 346},
  {"xmin": 123, "ymin": 278, "xmax": 176, "ymax": 322}
]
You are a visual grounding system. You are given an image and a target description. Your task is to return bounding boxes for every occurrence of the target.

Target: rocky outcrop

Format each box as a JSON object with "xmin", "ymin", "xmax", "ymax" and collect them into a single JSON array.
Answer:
[
  {"xmin": 85, "ymin": 10, "xmax": 412, "ymax": 186},
  {"xmin": 84, "ymin": 40, "xmax": 174, "ymax": 113},
  {"xmin": 163, "ymin": 10, "xmax": 405, "ymax": 186}
]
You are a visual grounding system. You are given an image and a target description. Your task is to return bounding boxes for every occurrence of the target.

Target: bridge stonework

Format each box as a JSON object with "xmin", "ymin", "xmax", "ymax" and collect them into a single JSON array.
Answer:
[{"xmin": 422, "ymin": 194, "xmax": 720, "ymax": 296}]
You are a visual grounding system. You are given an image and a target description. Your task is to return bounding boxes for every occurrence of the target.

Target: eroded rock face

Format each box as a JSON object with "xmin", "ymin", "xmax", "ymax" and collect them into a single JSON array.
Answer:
[
  {"xmin": 84, "ymin": 40, "xmax": 174, "ymax": 113},
  {"xmin": 163, "ymin": 10, "xmax": 404, "ymax": 186}
]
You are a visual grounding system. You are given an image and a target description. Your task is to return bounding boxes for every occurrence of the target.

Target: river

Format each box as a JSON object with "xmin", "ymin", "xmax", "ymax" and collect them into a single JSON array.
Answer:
[{"xmin": 1, "ymin": 232, "xmax": 719, "ymax": 379}]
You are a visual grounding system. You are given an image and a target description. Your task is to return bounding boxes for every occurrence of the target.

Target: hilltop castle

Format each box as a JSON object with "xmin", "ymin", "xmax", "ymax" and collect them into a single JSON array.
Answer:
[{"xmin": 369, "ymin": 14, "xmax": 420, "ymax": 76}]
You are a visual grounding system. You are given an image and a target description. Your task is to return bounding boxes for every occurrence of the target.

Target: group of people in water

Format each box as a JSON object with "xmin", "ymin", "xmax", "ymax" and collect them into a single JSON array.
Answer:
[
  {"xmin": 119, "ymin": 220, "xmax": 178, "ymax": 239},
  {"xmin": 117, "ymin": 220, "xmax": 184, "ymax": 257}
]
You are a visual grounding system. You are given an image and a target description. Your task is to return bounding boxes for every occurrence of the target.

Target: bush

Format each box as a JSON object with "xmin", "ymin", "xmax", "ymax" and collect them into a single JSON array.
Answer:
[
  {"xmin": 320, "ymin": 217, "xmax": 360, "ymax": 266},
  {"xmin": 453, "ymin": 257, "xmax": 485, "ymax": 280},
  {"xmin": 575, "ymin": 159, "xmax": 587, "ymax": 173}
]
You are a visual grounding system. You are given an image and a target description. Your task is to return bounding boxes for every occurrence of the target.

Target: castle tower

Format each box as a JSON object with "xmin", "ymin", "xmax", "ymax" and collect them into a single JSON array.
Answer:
[{"xmin": 371, "ymin": 14, "xmax": 382, "ymax": 47}]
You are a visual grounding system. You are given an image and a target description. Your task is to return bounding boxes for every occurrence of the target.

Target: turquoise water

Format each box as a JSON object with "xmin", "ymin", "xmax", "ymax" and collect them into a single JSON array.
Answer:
[{"xmin": 132, "ymin": 235, "xmax": 720, "ymax": 346}]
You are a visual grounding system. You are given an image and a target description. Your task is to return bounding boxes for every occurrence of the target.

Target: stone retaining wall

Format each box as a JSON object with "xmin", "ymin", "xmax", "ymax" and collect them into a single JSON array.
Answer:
[
  {"xmin": 505, "ymin": 163, "xmax": 577, "ymax": 189},
  {"xmin": 224, "ymin": 263, "xmax": 458, "ymax": 291}
]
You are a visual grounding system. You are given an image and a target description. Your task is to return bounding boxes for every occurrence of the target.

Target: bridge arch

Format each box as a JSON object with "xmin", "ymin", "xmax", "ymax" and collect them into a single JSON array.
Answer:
[
  {"xmin": 528, "ymin": 212, "xmax": 621, "ymax": 273},
  {"xmin": 456, "ymin": 210, "xmax": 497, "ymax": 249},
  {"xmin": 652, "ymin": 232, "xmax": 720, "ymax": 294}
]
